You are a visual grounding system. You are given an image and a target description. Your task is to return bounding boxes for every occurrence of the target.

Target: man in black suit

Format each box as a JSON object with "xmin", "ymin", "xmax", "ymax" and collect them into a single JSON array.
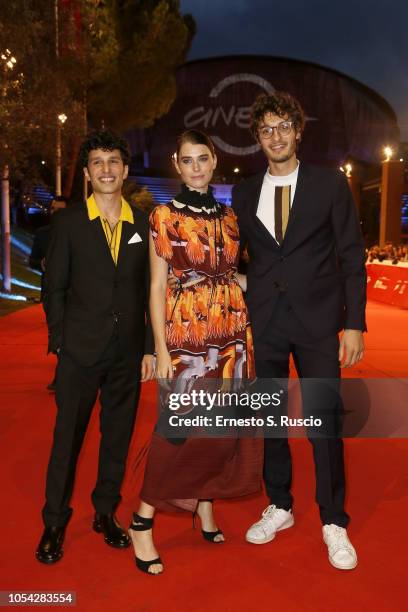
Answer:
[
  {"xmin": 30, "ymin": 197, "xmax": 66, "ymax": 391},
  {"xmin": 36, "ymin": 130, "xmax": 154, "ymax": 564},
  {"xmin": 29, "ymin": 197, "xmax": 67, "ymax": 303},
  {"xmin": 232, "ymin": 92, "xmax": 366, "ymax": 570}
]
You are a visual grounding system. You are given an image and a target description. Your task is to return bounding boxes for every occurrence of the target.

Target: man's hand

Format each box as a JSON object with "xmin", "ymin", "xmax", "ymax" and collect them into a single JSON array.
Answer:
[
  {"xmin": 339, "ymin": 330, "xmax": 364, "ymax": 368},
  {"xmin": 234, "ymin": 272, "xmax": 247, "ymax": 292},
  {"xmin": 167, "ymin": 270, "xmax": 179, "ymax": 291},
  {"xmin": 141, "ymin": 354, "xmax": 155, "ymax": 381}
]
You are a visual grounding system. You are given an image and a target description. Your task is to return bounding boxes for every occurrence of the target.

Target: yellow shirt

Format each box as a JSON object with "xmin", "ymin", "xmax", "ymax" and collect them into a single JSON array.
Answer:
[{"xmin": 86, "ymin": 194, "xmax": 134, "ymax": 265}]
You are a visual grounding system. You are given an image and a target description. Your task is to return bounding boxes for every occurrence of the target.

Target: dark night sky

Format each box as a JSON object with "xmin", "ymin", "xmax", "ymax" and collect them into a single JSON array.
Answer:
[{"xmin": 180, "ymin": 0, "xmax": 408, "ymax": 141}]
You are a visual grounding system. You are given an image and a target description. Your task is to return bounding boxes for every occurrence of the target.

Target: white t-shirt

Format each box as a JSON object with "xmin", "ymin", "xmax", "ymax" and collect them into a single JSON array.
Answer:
[{"xmin": 256, "ymin": 162, "xmax": 300, "ymax": 240}]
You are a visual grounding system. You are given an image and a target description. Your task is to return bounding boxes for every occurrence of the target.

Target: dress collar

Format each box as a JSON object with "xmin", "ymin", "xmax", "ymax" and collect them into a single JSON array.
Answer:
[{"xmin": 172, "ymin": 183, "xmax": 218, "ymax": 214}]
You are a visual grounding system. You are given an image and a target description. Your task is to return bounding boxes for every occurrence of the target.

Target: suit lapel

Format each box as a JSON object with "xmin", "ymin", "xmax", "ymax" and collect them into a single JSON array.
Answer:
[
  {"xmin": 250, "ymin": 171, "xmax": 280, "ymax": 248},
  {"xmin": 248, "ymin": 163, "xmax": 311, "ymax": 250},
  {"xmin": 88, "ymin": 214, "xmax": 116, "ymax": 270},
  {"xmin": 282, "ymin": 163, "xmax": 310, "ymax": 247},
  {"xmin": 116, "ymin": 209, "xmax": 135, "ymax": 269}
]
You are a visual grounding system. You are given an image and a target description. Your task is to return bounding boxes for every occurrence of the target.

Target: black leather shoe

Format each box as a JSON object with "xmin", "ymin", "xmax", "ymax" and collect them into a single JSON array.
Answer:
[
  {"xmin": 93, "ymin": 513, "xmax": 130, "ymax": 548},
  {"xmin": 36, "ymin": 526, "xmax": 66, "ymax": 564}
]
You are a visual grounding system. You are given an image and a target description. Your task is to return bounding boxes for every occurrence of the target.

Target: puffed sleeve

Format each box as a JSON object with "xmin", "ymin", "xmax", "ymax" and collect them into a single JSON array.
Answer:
[{"xmin": 149, "ymin": 204, "xmax": 173, "ymax": 261}]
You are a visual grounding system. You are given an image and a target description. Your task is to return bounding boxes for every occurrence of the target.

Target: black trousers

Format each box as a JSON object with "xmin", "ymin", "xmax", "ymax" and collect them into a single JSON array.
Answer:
[
  {"xmin": 254, "ymin": 294, "xmax": 349, "ymax": 528},
  {"xmin": 42, "ymin": 331, "xmax": 142, "ymax": 527}
]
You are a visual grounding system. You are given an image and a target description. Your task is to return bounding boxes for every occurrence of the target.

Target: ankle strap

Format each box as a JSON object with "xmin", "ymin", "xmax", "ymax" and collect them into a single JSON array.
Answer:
[{"xmin": 129, "ymin": 513, "xmax": 154, "ymax": 531}]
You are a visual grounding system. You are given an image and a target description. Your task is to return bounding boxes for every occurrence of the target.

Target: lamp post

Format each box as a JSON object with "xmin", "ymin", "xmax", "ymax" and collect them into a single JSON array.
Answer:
[
  {"xmin": 56, "ymin": 113, "xmax": 67, "ymax": 196},
  {"xmin": 380, "ymin": 145, "xmax": 403, "ymax": 246},
  {"xmin": 1, "ymin": 49, "xmax": 17, "ymax": 293}
]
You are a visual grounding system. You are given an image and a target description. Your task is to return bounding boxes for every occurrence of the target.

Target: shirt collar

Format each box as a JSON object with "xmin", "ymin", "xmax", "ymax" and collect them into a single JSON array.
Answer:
[
  {"xmin": 265, "ymin": 160, "xmax": 300, "ymax": 184},
  {"xmin": 86, "ymin": 194, "xmax": 134, "ymax": 224}
]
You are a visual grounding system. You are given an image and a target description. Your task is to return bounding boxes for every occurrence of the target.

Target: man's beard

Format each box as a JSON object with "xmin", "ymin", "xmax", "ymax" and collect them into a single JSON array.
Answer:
[
  {"xmin": 267, "ymin": 139, "xmax": 297, "ymax": 163},
  {"xmin": 269, "ymin": 150, "xmax": 294, "ymax": 164},
  {"xmin": 273, "ymin": 153, "xmax": 291, "ymax": 163}
]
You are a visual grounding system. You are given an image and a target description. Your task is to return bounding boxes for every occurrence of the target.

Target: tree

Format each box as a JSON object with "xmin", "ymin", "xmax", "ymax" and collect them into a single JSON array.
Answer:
[
  {"xmin": 0, "ymin": 2, "xmax": 84, "ymax": 194},
  {"xmin": 83, "ymin": 0, "xmax": 195, "ymax": 129},
  {"xmin": 0, "ymin": 1, "xmax": 83, "ymax": 289},
  {"xmin": 65, "ymin": 0, "xmax": 195, "ymax": 199},
  {"xmin": 0, "ymin": 1, "xmax": 195, "ymax": 202}
]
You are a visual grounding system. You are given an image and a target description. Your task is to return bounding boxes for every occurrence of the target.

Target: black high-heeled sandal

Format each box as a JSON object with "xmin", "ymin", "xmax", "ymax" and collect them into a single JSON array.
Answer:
[
  {"xmin": 193, "ymin": 500, "xmax": 224, "ymax": 544},
  {"xmin": 128, "ymin": 513, "xmax": 163, "ymax": 575}
]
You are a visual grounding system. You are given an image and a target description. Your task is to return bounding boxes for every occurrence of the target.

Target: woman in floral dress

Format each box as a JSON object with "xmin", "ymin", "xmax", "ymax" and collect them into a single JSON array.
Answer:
[{"xmin": 129, "ymin": 130, "xmax": 262, "ymax": 575}]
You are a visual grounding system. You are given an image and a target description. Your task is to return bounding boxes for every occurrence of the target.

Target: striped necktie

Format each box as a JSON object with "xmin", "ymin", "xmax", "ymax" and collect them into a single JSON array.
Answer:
[{"xmin": 274, "ymin": 185, "xmax": 291, "ymax": 244}]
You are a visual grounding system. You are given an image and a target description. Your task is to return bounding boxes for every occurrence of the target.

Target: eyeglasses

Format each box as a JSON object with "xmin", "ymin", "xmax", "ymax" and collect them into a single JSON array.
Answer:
[{"xmin": 258, "ymin": 121, "xmax": 294, "ymax": 139}]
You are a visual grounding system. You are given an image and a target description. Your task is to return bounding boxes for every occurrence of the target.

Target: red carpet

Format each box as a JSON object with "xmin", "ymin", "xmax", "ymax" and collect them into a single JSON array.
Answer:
[{"xmin": 1, "ymin": 302, "xmax": 407, "ymax": 611}]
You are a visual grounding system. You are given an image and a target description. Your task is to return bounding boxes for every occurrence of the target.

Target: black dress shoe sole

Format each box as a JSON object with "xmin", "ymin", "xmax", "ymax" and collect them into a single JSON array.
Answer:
[
  {"xmin": 92, "ymin": 523, "xmax": 130, "ymax": 548},
  {"xmin": 35, "ymin": 550, "xmax": 63, "ymax": 564}
]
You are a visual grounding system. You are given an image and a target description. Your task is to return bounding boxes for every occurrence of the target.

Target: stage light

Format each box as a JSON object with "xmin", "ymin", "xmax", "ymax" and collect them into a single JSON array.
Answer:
[
  {"xmin": 10, "ymin": 236, "xmax": 31, "ymax": 255},
  {"xmin": 0, "ymin": 292, "xmax": 27, "ymax": 301},
  {"xmin": 0, "ymin": 274, "xmax": 40, "ymax": 291},
  {"xmin": 12, "ymin": 278, "xmax": 41, "ymax": 291}
]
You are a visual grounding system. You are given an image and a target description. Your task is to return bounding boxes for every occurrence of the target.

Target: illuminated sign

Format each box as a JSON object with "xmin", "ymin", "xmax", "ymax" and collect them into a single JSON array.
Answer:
[{"xmin": 184, "ymin": 73, "xmax": 275, "ymax": 156}]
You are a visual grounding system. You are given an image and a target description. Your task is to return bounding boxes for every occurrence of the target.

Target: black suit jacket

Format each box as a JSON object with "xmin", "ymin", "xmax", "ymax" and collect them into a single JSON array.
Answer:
[
  {"xmin": 46, "ymin": 202, "xmax": 153, "ymax": 367},
  {"xmin": 232, "ymin": 163, "xmax": 367, "ymax": 342},
  {"xmin": 29, "ymin": 224, "xmax": 51, "ymax": 304}
]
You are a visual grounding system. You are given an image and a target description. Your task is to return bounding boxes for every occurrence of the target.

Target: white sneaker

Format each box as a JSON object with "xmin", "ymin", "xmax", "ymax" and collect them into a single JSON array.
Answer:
[
  {"xmin": 245, "ymin": 505, "xmax": 294, "ymax": 544},
  {"xmin": 322, "ymin": 524, "xmax": 358, "ymax": 570}
]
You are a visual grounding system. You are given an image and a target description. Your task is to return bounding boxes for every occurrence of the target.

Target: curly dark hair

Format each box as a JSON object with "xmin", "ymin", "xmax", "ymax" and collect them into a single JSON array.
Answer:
[
  {"xmin": 79, "ymin": 129, "xmax": 131, "ymax": 167},
  {"xmin": 250, "ymin": 91, "xmax": 306, "ymax": 141}
]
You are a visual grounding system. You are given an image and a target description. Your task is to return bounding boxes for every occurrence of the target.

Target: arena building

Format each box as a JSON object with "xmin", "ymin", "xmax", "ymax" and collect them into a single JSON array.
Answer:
[
  {"xmin": 128, "ymin": 55, "xmax": 399, "ymax": 176},
  {"xmin": 127, "ymin": 56, "xmax": 405, "ymax": 242}
]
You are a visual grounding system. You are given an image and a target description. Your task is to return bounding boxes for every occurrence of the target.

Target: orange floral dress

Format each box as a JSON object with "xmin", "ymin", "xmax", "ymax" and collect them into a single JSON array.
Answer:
[{"xmin": 140, "ymin": 190, "xmax": 263, "ymax": 511}]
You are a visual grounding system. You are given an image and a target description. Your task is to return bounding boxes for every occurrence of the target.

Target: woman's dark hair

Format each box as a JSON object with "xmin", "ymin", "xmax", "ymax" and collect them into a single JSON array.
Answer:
[
  {"xmin": 250, "ymin": 91, "xmax": 306, "ymax": 141},
  {"xmin": 175, "ymin": 129, "xmax": 215, "ymax": 159},
  {"xmin": 79, "ymin": 129, "xmax": 131, "ymax": 167}
]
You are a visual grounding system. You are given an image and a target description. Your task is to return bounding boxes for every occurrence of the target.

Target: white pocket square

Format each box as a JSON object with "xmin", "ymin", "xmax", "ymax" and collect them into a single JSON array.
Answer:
[{"xmin": 128, "ymin": 232, "xmax": 142, "ymax": 244}]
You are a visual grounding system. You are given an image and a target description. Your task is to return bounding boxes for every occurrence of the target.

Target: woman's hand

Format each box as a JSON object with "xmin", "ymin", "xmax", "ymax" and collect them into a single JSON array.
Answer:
[{"xmin": 155, "ymin": 349, "xmax": 174, "ymax": 380}]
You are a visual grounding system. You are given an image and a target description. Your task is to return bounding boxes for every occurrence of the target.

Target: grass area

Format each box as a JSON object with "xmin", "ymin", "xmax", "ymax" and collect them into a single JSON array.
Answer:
[{"xmin": 0, "ymin": 227, "xmax": 42, "ymax": 317}]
